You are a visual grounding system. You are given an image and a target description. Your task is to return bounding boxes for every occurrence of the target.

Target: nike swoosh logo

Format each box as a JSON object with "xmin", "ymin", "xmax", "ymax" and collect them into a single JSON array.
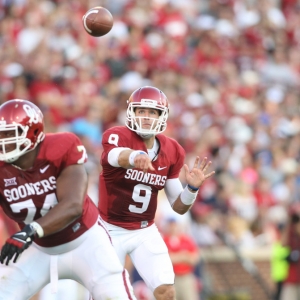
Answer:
[
  {"xmin": 158, "ymin": 166, "xmax": 167, "ymax": 171},
  {"xmin": 40, "ymin": 165, "xmax": 50, "ymax": 173},
  {"xmin": 15, "ymin": 232, "xmax": 26, "ymax": 236}
]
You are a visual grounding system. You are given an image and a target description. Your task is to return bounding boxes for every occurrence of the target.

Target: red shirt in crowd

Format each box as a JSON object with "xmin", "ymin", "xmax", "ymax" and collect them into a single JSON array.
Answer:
[{"xmin": 163, "ymin": 234, "xmax": 199, "ymax": 276}]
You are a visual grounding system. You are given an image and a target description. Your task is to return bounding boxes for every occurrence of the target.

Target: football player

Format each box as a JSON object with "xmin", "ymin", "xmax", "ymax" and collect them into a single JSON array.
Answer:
[
  {"xmin": 99, "ymin": 86, "xmax": 215, "ymax": 300},
  {"xmin": 0, "ymin": 99, "xmax": 136, "ymax": 300}
]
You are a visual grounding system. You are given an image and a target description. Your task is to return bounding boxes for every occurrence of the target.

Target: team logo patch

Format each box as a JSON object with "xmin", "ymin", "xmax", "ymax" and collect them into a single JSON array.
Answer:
[
  {"xmin": 158, "ymin": 166, "xmax": 167, "ymax": 171},
  {"xmin": 40, "ymin": 165, "xmax": 50, "ymax": 173},
  {"xmin": 4, "ymin": 177, "xmax": 17, "ymax": 187}
]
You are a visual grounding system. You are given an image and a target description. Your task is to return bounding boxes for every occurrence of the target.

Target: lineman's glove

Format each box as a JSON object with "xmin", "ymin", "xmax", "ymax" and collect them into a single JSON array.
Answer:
[{"xmin": 0, "ymin": 224, "xmax": 36, "ymax": 265}]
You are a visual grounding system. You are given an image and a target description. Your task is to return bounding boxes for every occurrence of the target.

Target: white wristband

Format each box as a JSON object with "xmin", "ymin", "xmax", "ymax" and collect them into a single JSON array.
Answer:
[
  {"xmin": 180, "ymin": 185, "xmax": 198, "ymax": 205},
  {"xmin": 30, "ymin": 221, "xmax": 44, "ymax": 238},
  {"xmin": 129, "ymin": 150, "xmax": 148, "ymax": 167}
]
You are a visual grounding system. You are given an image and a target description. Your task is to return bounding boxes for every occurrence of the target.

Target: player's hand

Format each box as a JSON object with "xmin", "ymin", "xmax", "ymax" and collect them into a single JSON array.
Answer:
[
  {"xmin": 183, "ymin": 156, "xmax": 215, "ymax": 189},
  {"xmin": 0, "ymin": 224, "xmax": 37, "ymax": 265},
  {"xmin": 134, "ymin": 153, "xmax": 155, "ymax": 173}
]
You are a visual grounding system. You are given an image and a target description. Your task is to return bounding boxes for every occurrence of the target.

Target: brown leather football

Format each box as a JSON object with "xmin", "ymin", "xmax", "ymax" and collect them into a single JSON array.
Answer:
[{"xmin": 82, "ymin": 6, "xmax": 113, "ymax": 37}]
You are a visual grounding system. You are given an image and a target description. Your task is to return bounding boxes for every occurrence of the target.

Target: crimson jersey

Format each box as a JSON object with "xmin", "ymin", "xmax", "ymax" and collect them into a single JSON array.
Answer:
[
  {"xmin": 0, "ymin": 132, "xmax": 98, "ymax": 247},
  {"xmin": 99, "ymin": 126, "xmax": 185, "ymax": 230}
]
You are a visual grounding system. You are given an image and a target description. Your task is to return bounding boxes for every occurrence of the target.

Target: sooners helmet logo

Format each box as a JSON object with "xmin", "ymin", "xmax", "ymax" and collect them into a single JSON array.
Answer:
[{"xmin": 23, "ymin": 104, "xmax": 39, "ymax": 124}]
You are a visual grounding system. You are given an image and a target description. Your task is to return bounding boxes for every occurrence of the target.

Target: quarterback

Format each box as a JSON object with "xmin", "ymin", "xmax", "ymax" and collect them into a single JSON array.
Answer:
[
  {"xmin": 99, "ymin": 86, "xmax": 215, "ymax": 300},
  {"xmin": 0, "ymin": 99, "xmax": 136, "ymax": 300}
]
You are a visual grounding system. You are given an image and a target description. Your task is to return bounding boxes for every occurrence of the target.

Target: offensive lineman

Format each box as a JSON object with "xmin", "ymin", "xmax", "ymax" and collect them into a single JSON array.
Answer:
[
  {"xmin": 0, "ymin": 99, "xmax": 136, "ymax": 300},
  {"xmin": 99, "ymin": 86, "xmax": 215, "ymax": 300}
]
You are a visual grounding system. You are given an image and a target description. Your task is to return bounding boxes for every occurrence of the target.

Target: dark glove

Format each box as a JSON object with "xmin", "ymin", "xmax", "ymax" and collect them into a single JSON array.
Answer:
[
  {"xmin": 286, "ymin": 250, "xmax": 300, "ymax": 263},
  {"xmin": 0, "ymin": 224, "xmax": 37, "ymax": 265}
]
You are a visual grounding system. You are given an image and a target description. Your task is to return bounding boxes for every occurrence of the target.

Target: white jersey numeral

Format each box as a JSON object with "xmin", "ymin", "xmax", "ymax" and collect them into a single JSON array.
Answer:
[
  {"xmin": 129, "ymin": 184, "xmax": 152, "ymax": 214},
  {"xmin": 108, "ymin": 134, "xmax": 119, "ymax": 147},
  {"xmin": 77, "ymin": 145, "xmax": 88, "ymax": 164},
  {"xmin": 10, "ymin": 200, "xmax": 37, "ymax": 224},
  {"xmin": 10, "ymin": 193, "xmax": 58, "ymax": 224}
]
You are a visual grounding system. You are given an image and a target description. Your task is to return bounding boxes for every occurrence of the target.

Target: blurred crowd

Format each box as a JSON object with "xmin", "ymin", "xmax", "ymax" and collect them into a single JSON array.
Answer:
[{"xmin": 1, "ymin": 0, "xmax": 300, "ymax": 299}]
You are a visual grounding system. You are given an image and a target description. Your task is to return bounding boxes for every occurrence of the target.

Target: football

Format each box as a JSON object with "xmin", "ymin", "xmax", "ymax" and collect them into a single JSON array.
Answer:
[{"xmin": 82, "ymin": 6, "xmax": 113, "ymax": 37}]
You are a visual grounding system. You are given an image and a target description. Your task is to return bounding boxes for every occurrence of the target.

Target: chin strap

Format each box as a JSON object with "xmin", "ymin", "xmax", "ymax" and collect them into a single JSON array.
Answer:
[{"xmin": 137, "ymin": 132, "xmax": 154, "ymax": 139}]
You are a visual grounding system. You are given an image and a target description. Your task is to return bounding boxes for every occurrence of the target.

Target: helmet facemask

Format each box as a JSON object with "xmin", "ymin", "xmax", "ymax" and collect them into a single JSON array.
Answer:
[
  {"xmin": 126, "ymin": 99, "xmax": 169, "ymax": 139},
  {"xmin": 0, "ymin": 122, "xmax": 44, "ymax": 163}
]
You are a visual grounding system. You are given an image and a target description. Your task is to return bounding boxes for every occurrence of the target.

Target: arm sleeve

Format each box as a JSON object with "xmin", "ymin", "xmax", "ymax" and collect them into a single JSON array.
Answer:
[
  {"xmin": 164, "ymin": 178, "xmax": 184, "ymax": 206},
  {"xmin": 108, "ymin": 147, "xmax": 131, "ymax": 167}
]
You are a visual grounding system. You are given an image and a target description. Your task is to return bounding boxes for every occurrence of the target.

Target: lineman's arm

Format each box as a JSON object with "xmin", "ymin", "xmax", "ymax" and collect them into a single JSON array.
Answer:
[
  {"xmin": 0, "ymin": 164, "xmax": 87, "ymax": 265},
  {"xmin": 35, "ymin": 164, "xmax": 88, "ymax": 236}
]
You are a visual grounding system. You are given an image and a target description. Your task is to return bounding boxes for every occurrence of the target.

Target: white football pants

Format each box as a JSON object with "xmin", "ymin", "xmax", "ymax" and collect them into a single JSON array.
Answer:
[
  {"xmin": 0, "ymin": 219, "xmax": 136, "ymax": 300},
  {"xmin": 104, "ymin": 222, "xmax": 175, "ymax": 292}
]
